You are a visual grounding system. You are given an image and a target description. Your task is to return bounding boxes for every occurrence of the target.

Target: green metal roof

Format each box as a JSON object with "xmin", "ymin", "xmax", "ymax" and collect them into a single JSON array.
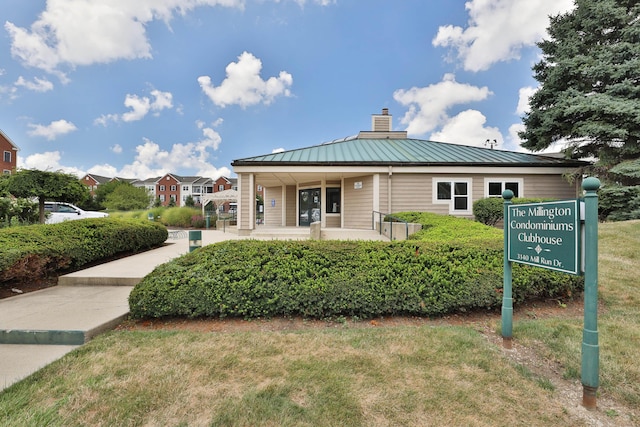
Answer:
[{"xmin": 232, "ymin": 138, "xmax": 586, "ymax": 167}]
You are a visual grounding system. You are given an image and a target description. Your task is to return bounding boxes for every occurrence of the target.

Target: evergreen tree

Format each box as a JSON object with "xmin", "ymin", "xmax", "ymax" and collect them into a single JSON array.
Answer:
[{"xmin": 520, "ymin": 0, "xmax": 640, "ymax": 175}]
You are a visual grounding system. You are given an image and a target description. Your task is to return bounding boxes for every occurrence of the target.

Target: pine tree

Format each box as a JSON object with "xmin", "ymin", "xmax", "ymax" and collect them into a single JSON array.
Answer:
[{"xmin": 520, "ymin": 0, "xmax": 640, "ymax": 173}]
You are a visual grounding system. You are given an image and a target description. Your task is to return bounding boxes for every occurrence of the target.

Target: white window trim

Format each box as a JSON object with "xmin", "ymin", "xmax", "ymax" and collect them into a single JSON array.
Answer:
[
  {"xmin": 432, "ymin": 178, "xmax": 473, "ymax": 215},
  {"xmin": 484, "ymin": 177, "xmax": 524, "ymax": 198}
]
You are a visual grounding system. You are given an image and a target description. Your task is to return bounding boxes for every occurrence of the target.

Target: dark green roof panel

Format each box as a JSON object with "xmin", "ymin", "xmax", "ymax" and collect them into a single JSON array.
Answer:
[{"xmin": 232, "ymin": 138, "xmax": 585, "ymax": 167}]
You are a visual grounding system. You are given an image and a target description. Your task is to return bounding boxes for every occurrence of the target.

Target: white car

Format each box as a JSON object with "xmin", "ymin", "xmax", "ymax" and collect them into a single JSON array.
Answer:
[{"xmin": 44, "ymin": 202, "xmax": 109, "ymax": 224}]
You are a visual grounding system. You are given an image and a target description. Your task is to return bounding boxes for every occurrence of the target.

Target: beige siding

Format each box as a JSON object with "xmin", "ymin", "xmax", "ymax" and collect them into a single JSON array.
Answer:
[
  {"xmin": 264, "ymin": 186, "xmax": 283, "ymax": 226},
  {"xmin": 286, "ymin": 185, "xmax": 296, "ymax": 226},
  {"xmin": 325, "ymin": 214, "xmax": 341, "ymax": 227},
  {"xmin": 521, "ymin": 175, "xmax": 579, "ymax": 199},
  {"xmin": 343, "ymin": 175, "xmax": 373, "ymax": 228},
  {"xmin": 378, "ymin": 173, "xmax": 389, "ymax": 213},
  {"xmin": 388, "ymin": 173, "xmax": 578, "ymax": 219},
  {"xmin": 238, "ymin": 173, "xmax": 251, "ymax": 230},
  {"xmin": 389, "ymin": 174, "xmax": 436, "ymax": 213}
]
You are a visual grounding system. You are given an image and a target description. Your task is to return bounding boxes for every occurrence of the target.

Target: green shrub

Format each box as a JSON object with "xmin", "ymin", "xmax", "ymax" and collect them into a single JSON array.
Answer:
[
  {"xmin": 0, "ymin": 218, "xmax": 167, "ymax": 283},
  {"xmin": 472, "ymin": 198, "xmax": 504, "ymax": 226},
  {"xmin": 129, "ymin": 240, "xmax": 582, "ymax": 320},
  {"xmin": 472, "ymin": 197, "xmax": 555, "ymax": 226}
]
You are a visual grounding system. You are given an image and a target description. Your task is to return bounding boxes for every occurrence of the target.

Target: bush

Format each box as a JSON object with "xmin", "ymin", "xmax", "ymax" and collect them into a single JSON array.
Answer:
[
  {"xmin": 0, "ymin": 218, "xmax": 167, "ymax": 283},
  {"xmin": 157, "ymin": 207, "xmax": 201, "ymax": 228},
  {"xmin": 129, "ymin": 239, "xmax": 582, "ymax": 320},
  {"xmin": 472, "ymin": 197, "xmax": 554, "ymax": 226}
]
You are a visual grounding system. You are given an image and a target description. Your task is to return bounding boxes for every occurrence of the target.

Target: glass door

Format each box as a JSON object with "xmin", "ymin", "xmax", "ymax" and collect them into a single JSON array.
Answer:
[{"xmin": 299, "ymin": 188, "xmax": 321, "ymax": 226}]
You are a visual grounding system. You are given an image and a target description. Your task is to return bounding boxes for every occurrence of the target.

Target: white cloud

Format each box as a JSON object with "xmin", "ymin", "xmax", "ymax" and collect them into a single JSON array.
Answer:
[
  {"xmin": 95, "ymin": 89, "xmax": 173, "ymax": 124},
  {"xmin": 515, "ymin": 86, "xmax": 537, "ymax": 115},
  {"xmin": 433, "ymin": 0, "xmax": 574, "ymax": 72},
  {"xmin": 429, "ymin": 110, "xmax": 503, "ymax": 148},
  {"xmin": 94, "ymin": 114, "xmax": 119, "ymax": 127},
  {"xmin": 86, "ymin": 164, "xmax": 119, "ymax": 177},
  {"xmin": 111, "ymin": 144, "xmax": 123, "ymax": 154},
  {"xmin": 5, "ymin": 0, "xmax": 245, "ymax": 78},
  {"xmin": 112, "ymin": 121, "xmax": 226, "ymax": 178},
  {"xmin": 27, "ymin": 119, "xmax": 77, "ymax": 140},
  {"xmin": 272, "ymin": 147, "xmax": 285, "ymax": 153},
  {"xmin": 198, "ymin": 51, "xmax": 293, "ymax": 108},
  {"xmin": 393, "ymin": 73, "xmax": 492, "ymax": 136},
  {"xmin": 14, "ymin": 76, "xmax": 54, "ymax": 92},
  {"xmin": 18, "ymin": 151, "xmax": 85, "ymax": 176}
]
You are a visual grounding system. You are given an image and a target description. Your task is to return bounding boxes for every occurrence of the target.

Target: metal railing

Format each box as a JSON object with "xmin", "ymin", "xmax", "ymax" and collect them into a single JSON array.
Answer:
[{"xmin": 371, "ymin": 211, "xmax": 409, "ymax": 241}]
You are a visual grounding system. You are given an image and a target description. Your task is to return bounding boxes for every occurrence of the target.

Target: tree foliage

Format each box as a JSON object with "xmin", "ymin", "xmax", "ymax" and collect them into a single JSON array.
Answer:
[
  {"xmin": 520, "ymin": 0, "xmax": 640, "ymax": 171},
  {"xmin": 5, "ymin": 169, "xmax": 89, "ymax": 223},
  {"xmin": 103, "ymin": 183, "xmax": 151, "ymax": 211}
]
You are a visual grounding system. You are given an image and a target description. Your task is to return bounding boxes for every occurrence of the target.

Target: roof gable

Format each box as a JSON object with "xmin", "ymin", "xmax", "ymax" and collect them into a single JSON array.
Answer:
[{"xmin": 0, "ymin": 129, "xmax": 19, "ymax": 151}]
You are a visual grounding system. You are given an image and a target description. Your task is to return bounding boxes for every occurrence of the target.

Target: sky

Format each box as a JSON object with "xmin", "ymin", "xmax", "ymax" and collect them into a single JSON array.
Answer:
[{"xmin": 0, "ymin": 0, "xmax": 576, "ymax": 181}]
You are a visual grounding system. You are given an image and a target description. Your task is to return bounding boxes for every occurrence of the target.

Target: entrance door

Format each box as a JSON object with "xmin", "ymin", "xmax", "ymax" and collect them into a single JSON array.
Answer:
[{"xmin": 299, "ymin": 188, "xmax": 321, "ymax": 226}]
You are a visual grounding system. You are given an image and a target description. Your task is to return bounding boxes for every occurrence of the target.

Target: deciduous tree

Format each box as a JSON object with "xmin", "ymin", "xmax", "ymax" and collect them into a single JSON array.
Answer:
[{"xmin": 6, "ymin": 169, "xmax": 89, "ymax": 223}]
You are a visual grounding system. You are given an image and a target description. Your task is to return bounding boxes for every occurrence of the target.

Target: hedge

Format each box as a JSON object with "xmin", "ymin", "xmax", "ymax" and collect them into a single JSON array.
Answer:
[
  {"xmin": 0, "ymin": 218, "xmax": 168, "ymax": 283},
  {"xmin": 128, "ymin": 239, "xmax": 582, "ymax": 320}
]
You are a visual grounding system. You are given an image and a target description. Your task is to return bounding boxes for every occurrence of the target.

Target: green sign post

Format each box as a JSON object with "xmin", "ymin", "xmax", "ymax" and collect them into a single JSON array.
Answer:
[{"xmin": 502, "ymin": 177, "xmax": 600, "ymax": 409}]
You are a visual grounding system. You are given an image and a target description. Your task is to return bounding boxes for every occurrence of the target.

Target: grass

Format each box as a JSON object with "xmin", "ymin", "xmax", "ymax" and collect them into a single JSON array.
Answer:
[
  {"xmin": 0, "ymin": 220, "xmax": 638, "ymax": 426},
  {"xmin": 513, "ymin": 220, "xmax": 640, "ymax": 409}
]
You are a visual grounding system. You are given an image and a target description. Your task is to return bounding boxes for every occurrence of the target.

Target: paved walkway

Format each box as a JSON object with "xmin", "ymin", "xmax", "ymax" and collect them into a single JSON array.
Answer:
[
  {"xmin": 0, "ymin": 229, "xmax": 240, "ymax": 391},
  {"xmin": 0, "ymin": 227, "xmax": 386, "ymax": 391}
]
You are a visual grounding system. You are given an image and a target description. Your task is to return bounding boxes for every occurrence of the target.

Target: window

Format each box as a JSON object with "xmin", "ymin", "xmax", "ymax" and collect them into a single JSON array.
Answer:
[
  {"xmin": 3, "ymin": 151, "xmax": 11, "ymax": 163},
  {"xmin": 193, "ymin": 186, "xmax": 201, "ymax": 193},
  {"xmin": 182, "ymin": 185, "xmax": 189, "ymax": 191},
  {"xmin": 326, "ymin": 188, "xmax": 341, "ymax": 213},
  {"xmin": 3, "ymin": 170, "xmax": 12, "ymax": 175},
  {"xmin": 218, "ymin": 184, "xmax": 225, "ymax": 191},
  {"xmin": 257, "ymin": 185, "xmax": 263, "ymax": 192},
  {"xmin": 433, "ymin": 178, "xmax": 472, "ymax": 214},
  {"xmin": 170, "ymin": 185, "xmax": 177, "ymax": 191},
  {"xmin": 159, "ymin": 195, "xmax": 165, "ymax": 202},
  {"xmin": 159, "ymin": 185, "xmax": 166, "ymax": 191},
  {"xmin": 485, "ymin": 178, "xmax": 522, "ymax": 198}
]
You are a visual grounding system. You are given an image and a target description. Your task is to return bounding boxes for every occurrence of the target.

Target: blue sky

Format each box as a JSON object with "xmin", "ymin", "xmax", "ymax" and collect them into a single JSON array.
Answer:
[{"xmin": 0, "ymin": 0, "xmax": 574, "ymax": 180}]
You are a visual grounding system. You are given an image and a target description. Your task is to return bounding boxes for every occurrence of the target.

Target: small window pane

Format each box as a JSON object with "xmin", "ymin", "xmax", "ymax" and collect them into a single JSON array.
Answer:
[
  {"xmin": 488, "ymin": 182, "xmax": 502, "ymax": 196},
  {"xmin": 437, "ymin": 182, "xmax": 451, "ymax": 200},
  {"xmin": 505, "ymin": 182, "xmax": 519, "ymax": 198},
  {"xmin": 326, "ymin": 188, "xmax": 341, "ymax": 213},
  {"xmin": 454, "ymin": 182, "xmax": 467, "ymax": 196},
  {"xmin": 454, "ymin": 197, "xmax": 468, "ymax": 210}
]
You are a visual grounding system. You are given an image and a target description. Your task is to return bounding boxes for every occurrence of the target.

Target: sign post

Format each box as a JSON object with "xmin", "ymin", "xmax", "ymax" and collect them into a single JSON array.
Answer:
[
  {"xmin": 502, "ymin": 190, "xmax": 514, "ymax": 349},
  {"xmin": 502, "ymin": 177, "xmax": 600, "ymax": 409},
  {"xmin": 581, "ymin": 177, "xmax": 600, "ymax": 409}
]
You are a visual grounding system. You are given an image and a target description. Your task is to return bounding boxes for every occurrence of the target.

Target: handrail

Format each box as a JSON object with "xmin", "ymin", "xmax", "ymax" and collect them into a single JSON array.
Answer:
[{"xmin": 371, "ymin": 211, "xmax": 409, "ymax": 241}]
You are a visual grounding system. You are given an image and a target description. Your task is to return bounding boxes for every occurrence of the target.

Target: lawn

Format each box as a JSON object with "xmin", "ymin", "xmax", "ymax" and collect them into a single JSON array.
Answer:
[{"xmin": 0, "ymin": 221, "xmax": 638, "ymax": 426}]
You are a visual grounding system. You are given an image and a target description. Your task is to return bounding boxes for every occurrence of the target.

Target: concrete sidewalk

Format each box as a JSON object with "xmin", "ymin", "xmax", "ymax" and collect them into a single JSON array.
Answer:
[
  {"xmin": 0, "ymin": 229, "xmax": 242, "ymax": 391},
  {"xmin": 0, "ymin": 227, "xmax": 386, "ymax": 391}
]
